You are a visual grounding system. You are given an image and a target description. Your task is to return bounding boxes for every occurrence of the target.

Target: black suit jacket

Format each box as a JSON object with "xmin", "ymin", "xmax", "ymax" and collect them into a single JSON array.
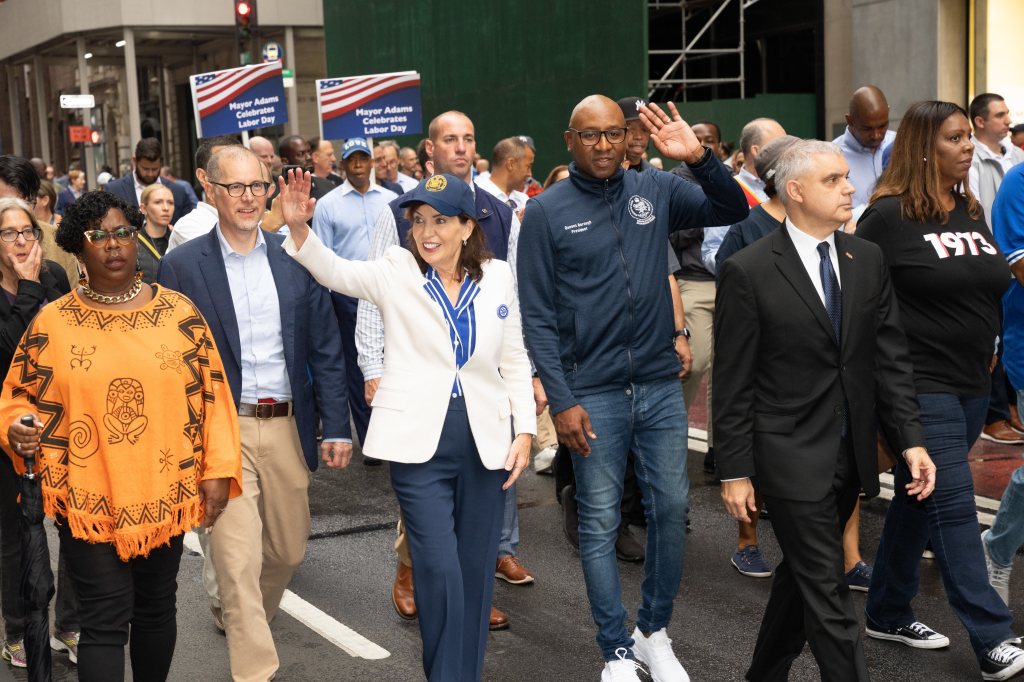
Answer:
[
  {"xmin": 105, "ymin": 174, "xmax": 196, "ymax": 225},
  {"xmin": 712, "ymin": 226, "xmax": 924, "ymax": 501},
  {"xmin": 0, "ymin": 262, "xmax": 71, "ymax": 373}
]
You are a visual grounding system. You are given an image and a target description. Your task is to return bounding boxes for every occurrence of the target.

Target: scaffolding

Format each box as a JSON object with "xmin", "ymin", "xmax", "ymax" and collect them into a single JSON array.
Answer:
[{"xmin": 648, "ymin": 0, "xmax": 760, "ymax": 101}]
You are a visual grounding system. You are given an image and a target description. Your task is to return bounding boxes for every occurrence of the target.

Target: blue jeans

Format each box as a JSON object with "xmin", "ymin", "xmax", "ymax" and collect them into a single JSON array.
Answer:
[
  {"xmin": 572, "ymin": 377, "xmax": 689, "ymax": 661},
  {"xmin": 497, "ymin": 484, "xmax": 519, "ymax": 558},
  {"xmin": 983, "ymin": 388, "xmax": 1024, "ymax": 567},
  {"xmin": 866, "ymin": 392, "xmax": 1015, "ymax": 657}
]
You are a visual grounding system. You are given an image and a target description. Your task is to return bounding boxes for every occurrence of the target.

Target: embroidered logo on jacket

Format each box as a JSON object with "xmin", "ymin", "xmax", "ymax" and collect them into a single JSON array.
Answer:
[
  {"xmin": 628, "ymin": 195, "xmax": 655, "ymax": 225},
  {"xmin": 497, "ymin": 304, "xmax": 509, "ymax": 319}
]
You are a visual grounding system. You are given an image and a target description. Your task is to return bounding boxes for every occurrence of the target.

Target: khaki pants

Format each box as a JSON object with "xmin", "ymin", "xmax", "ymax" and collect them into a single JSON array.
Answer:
[
  {"xmin": 533, "ymin": 407, "xmax": 558, "ymax": 452},
  {"xmin": 210, "ymin": 416, "xmax": 311, "ymax": 682},
  {"xmin": 679, "ymin": 278, "xmax": 716, "ymax": 446}
]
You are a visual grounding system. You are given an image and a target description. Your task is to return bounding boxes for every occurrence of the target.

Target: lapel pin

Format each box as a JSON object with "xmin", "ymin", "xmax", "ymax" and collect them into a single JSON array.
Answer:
[{"xmin": 845, "ymin": 252, "xmax": 853, "ymax": 259}]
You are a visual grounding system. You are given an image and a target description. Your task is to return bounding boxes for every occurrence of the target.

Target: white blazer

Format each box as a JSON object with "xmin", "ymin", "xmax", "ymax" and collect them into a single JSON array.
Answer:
[{"xmin": 284, "ymin": 231, "xmax": 536, "ymax": 469}]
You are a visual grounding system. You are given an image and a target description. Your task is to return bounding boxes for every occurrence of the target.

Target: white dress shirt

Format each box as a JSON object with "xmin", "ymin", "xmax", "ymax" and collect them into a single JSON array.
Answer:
[
  {"xmin": 166, "ymin": 201, "xmax": 218, "ymax": 253},
  {"xmin": 475, "ymin": 175, "xmax": 529, "ymax": 213},
  {"xmin": 396, "ymin": 173, "xmax": 419, "ymax": 192},
  {"xmin": 785, "ymin": 218, "xmax": 841, "ymax": 305}
]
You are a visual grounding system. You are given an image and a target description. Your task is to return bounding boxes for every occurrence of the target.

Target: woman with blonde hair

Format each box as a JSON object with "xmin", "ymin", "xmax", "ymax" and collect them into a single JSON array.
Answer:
[{"xmin": 136, "ymin": 183, "xmax": 174, "ymax": 283}]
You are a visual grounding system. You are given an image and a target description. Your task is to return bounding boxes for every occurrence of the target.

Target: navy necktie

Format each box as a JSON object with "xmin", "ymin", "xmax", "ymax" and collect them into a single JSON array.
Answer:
[{"xmin": 817, "ymin": 241, "xmax": 842, "ymax": 343}]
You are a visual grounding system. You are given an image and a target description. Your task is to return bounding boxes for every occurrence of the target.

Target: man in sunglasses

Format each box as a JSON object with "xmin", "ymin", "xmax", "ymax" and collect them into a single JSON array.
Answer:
[
  {"xmin": 158, "ymin": 145, "xmax": 349, "ymax": 682},
  {"xmin": 517, "ymin": 95, "xmax": 748, "ymax": 682}
]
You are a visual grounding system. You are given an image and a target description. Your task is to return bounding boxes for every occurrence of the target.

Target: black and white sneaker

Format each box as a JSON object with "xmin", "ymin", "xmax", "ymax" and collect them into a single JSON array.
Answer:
[
  {"xmin": 981, "ymin": 642, "xmax": 1024, "ymax": 681},
  {"xmin": 865, "ymin": 620, "xmax": 950, "ymax": 649}
]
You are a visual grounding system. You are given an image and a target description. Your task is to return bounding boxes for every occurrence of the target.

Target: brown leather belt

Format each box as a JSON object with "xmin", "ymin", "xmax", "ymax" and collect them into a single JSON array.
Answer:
[{"xmin": 238, "ymin": 401, "xmax": 293, "ymax": 419}]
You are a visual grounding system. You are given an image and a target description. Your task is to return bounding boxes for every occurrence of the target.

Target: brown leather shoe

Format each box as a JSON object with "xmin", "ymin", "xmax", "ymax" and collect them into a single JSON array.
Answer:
[
  {"xmin": 489, "ymin": 606, "xmax": 509, "ymax": 631},
  {"xmin": 495, "ymin": 555, "xmax": 535, "ymax": 585},
  {"xmin": 1010, "ymin": 405, "xmax": 1024, "ymax": 434},
  {"xmin": 392, "ymin": 563, "xmax": 417, "ymax": 620},
  {"xmin": 981, "ymin": 420, "xmax": 1024, "ymax": 445}
]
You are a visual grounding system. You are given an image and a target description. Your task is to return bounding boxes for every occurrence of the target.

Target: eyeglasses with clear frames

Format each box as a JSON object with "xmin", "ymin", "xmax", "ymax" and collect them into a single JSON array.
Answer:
[
  {"xmin": 566, "ymin": 128, "xmax": 628, "ymax": 146},
  {"xmin": 83, "ymin": 226, "xmax": 138, "ymax": 245},
  {"xmin": 209, "ymin": 180, "xmax": 273, "ymax": 197},
  {"xmin": 0, "ymin": 227, "xmax": 41, "ymax": 243}
]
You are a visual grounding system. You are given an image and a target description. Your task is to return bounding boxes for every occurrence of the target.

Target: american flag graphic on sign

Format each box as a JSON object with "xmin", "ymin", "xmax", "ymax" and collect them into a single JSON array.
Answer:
[
  {"xmin": 318, "ymin": 72, "xmax": 421, "ymax": 121},
  {"xmin": 193, "ymin": 62, "xmax": 282, "ymax": 118}
]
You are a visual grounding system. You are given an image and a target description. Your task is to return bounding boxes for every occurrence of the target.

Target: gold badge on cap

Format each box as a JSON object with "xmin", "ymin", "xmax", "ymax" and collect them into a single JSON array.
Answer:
[{"xmin": 425, "ymin": 175, "xmax": 447, "ymax": 192}]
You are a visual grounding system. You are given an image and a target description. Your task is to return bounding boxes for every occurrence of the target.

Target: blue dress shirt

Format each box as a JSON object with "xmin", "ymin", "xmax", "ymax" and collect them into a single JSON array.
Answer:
[
  {"xmin": 833, "ymin": 126, "xmax": 896, "ymax": 210},
  {"xmin": 215, "ymin": 225, "xmax": 291, "ymax": 402},
  {"xmin": 312, "ymin": 180, "xmax": 398, "ymax": 261},
  {"xmin": 422, "ymin": 267, "xmax": 480, "ymax": 397}
]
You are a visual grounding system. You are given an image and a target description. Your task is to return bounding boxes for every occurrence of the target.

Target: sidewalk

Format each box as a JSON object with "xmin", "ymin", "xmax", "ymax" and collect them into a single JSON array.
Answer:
[{"xmin": 685, "ymin": 377, "xmax": 1023, "ymax": 503}]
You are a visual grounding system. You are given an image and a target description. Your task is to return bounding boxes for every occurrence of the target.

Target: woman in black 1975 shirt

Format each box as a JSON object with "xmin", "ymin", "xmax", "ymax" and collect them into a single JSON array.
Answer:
[{"xmin": 856, "ymin": 100, "xmax": 1022, "ymax": 679}]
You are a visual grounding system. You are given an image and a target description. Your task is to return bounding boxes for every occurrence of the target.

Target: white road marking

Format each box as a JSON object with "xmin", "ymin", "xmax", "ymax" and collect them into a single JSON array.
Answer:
[
  {"xmin": 687, "ymin": 427, "xmax": 1001, "ymax": 524},
  {"xmin": 183, "ymin": 531, "xmax": 391, "ymax": 660}
]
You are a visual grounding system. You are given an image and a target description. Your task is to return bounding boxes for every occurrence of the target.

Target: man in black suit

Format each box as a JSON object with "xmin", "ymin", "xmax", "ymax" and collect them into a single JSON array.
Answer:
[
  {"xmin": 713, "ymin": 139, "xmax": 936, "ymax": 681},
  {"xmin": 104, "ymin": 138, "xmax": 196, "ymax": 224}
]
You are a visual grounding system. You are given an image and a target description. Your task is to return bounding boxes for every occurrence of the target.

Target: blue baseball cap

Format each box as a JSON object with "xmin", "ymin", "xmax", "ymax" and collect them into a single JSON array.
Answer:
[
  {"xmin": 398, "ymin": 174, "xmax": 476, "ymax": 217},
  {"xmin": 341, "ymin": 137, "xmax": 372, "ymax": 159}
]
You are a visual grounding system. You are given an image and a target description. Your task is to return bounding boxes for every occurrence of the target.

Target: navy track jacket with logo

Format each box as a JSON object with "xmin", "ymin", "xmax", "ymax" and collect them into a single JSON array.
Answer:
[{"xmin": 517, "ymin": 157, "xmax": 749, "ymax": 415}]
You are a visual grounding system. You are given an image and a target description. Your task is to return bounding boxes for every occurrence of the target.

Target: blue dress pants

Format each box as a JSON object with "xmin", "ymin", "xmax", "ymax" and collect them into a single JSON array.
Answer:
[{"xmin": 389, "ymin": 395, "xmax": 506, "ymax": 682}]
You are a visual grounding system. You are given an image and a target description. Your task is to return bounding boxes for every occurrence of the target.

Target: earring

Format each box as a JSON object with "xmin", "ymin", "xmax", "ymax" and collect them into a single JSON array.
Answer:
[{"xmin": 462, "ymin": 239, "xmax": 467, "ymax": 247}]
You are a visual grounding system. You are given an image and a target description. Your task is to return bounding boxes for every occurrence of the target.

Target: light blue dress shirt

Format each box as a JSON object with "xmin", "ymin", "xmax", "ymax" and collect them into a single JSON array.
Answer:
[
  {"xmin": 833, "ymin": 126, "xmax": 896, "ymax": 211},
  {"xmin": 702, "ymin": 167, "xmax": 766, "ymax": 274},
  {"xmin": 215, "ymin": 225, "xmax": 291, "ymax": 403},
  {"xmin": 312, "ymin": 180, "xmax": 398, "ymax": 261}
]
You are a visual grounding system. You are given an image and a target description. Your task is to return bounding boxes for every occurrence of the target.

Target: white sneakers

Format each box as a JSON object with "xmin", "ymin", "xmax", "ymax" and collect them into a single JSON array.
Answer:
[
  {"xmin": 631, "ymin": 628, "xmax": 690, "ymax": 682},
  {"xmin": 601, "ymin": 647, "xmax": 649, "ymax": 682},
  {"xmin": 600, "ymin": 629, "xmax": 689, "ymax": 682},
  {"xmin": 982, "ymin": 530, "xmax": 1013, "ymax": 605},
  {"xmin": 533, "ymin": 446, "xmax": 556, "ymax": 473}
]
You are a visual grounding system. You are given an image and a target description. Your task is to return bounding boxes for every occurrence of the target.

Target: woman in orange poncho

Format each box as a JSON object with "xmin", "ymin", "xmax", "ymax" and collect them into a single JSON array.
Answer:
[{"xmin": 0, "ymin": 190, "xmax": 242, "ymax": 682}]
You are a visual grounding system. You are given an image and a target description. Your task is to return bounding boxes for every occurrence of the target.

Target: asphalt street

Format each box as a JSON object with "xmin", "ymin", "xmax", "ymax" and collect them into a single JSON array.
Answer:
[{"xmin": 6, "ymin": 444, "xmax": 1022, "ymax": 681}]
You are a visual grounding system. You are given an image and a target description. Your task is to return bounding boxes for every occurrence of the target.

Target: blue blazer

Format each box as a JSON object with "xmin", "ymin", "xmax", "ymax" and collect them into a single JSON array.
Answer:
[
  {"xmin": 157, "ymin": 228, "xmax": 349, "ymax": 470},
  {"xmin": 106, "ymin": 174, "xmax": 197, "ymax": 225}
]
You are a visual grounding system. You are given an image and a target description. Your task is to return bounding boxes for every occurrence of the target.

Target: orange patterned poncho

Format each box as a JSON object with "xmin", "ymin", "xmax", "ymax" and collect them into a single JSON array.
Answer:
[{"xmin": 0, "ymin": 285, "xmax": 242, "ymax": 560}]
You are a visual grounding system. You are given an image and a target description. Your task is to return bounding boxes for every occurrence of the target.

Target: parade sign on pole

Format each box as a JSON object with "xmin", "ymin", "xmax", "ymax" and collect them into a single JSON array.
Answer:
[
  {"xmin": 316, "ymin": 71, "xmax": 422, "ymax": 141},
  {"xmin": 189, "ymin": 61, "xmax": 287, "ymax": 138}
]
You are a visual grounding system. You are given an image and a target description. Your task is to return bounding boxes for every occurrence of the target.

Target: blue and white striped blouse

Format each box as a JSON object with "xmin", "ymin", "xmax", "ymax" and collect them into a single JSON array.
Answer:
[{"xmin": 422, "ymin": 266, "xmax": 481, "ymax": 397}]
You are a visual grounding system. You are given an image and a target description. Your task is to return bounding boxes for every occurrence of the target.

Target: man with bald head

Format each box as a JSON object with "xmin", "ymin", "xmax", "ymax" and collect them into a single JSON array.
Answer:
[
  {"xmin": 518, "ymin": 95, "xmax": 747, "ymax": 681},
  {"xmin": 248, "ymin": 135, "xmax": 279, "ymax": 175},
  {"xmin": 701, "ymin": 117, "xmax": 785, "ymax": 273},
  {"xmin": 833, "ymin": 86, "xmax": 895, "ymax": 212}
]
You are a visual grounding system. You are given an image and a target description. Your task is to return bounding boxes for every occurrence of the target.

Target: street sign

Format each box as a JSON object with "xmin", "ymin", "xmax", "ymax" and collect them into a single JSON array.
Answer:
[
  {"xmin": 189, "ymin": 61, "xmax": 288, "ymax": 138},
  {"xmin": 60, "ymin": 94, "xmax": 95, "ymax": 109},
  {"xmin": 262, "ymin": 42, "xmax": 283, "ymax": 63},
  {"xmin": 282, "ymin": 68, "xmax": 295, "ymax": 89},
  {"xmin": 316, "ymin": 71, "xmax": 422, "ymax": 141},
  {"xmin": 68, "ymin": 126, "xmax": 91, "ymax": 143}
]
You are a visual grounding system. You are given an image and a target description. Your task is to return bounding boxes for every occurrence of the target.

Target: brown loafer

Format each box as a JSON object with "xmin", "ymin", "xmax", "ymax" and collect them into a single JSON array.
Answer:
[
  {"xmin": 489, "ymin": 606, "xmax": 509, "ymax": 631},
  {"xmin": 392, "ymin": 563, "xmax": 417, "ymax": 620},
  {"xmin": 495, "ymin": 555, "xmax": 535, "ymax": 585},
  {"xmin": 981, "ymin": 420, "xmax": 1024, "ymax": 445}
]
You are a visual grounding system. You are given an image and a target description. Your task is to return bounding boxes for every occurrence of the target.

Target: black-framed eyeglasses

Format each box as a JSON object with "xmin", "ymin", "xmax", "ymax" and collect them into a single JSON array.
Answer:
[
  {"xmin": 566, "ymin": 128, "xmax": 628, "ymax": 146},
  {"xmin": 83, "ymin": 226, "xmax": 138, "ymax": 245},
  {"xmin": 209, "ymin": 180, "xmax": 272, "ymax": 197},
  {"xmin": 0, "ymin": 227, "xmax": 41, "ymax": 243}
]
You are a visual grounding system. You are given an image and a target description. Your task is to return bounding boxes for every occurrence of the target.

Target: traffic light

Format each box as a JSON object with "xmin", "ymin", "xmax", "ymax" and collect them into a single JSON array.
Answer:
[{"xmin": 234, "ymin": 0, "xmax": 257, "ymax": 40}]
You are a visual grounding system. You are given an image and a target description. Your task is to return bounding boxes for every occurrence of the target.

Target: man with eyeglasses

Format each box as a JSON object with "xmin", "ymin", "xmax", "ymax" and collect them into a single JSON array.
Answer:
[
  {"xmin": 517, "ymin": 95, "xmax": 748, "ymax": 682},
  {"xmin": 158, "ymin": 145, "xmax": 350, "ymax": 682}
]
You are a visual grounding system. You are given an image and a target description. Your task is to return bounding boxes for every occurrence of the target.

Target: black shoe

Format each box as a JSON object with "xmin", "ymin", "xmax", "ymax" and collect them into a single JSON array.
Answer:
[
  {"xmin": 865, "ymin": 620, "xmax": 949, "ymax": 649},
  {"xmin": 982, "ymin": 643, "xmax": 1024, "ymax": 681},
  {"xmin": 363, "ymin": 456, "xmax": 382, "ymax": 466},
  {"xmin": 561, "ymin": 484, "xmax": 579, "ymax": 550},
  {"xmin": 703, "ymin": 447, "xmax": 716, "ymax": 474},
  {"xmin": 615, "ymin": 523, "xmax": 645, "ymax": 563}
]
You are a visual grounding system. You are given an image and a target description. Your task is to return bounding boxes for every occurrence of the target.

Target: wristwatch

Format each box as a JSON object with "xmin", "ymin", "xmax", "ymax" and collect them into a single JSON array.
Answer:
[{"xmin": 673, "ymin": 328, "xmax": 691, "ymax": 340}]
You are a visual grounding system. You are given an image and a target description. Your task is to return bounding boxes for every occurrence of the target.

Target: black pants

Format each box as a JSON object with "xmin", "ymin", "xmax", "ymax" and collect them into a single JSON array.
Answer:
[
  {"xmin": 747, "ymin": 442, "xmax": 868, "ymax": 682},
  {"xmin": 58, "ymin": 523, "xmax": 182, "ymax": 682},
  {"xmin": 0, "ymin": 453, "xmax": 78, "ymax": 639}
]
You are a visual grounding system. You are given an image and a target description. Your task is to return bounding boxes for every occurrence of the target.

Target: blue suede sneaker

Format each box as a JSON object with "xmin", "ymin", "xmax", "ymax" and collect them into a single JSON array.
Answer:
[
  {"xmin": 731, "ymin": 544, "xmax": 773, "ymax": 578},
  {"xmin": 846, "ymin": 560, "xmax": 873, "ymax": 592}
]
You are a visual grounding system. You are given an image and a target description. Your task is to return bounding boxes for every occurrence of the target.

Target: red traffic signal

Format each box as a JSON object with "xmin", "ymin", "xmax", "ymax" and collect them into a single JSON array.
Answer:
[
  {"xmin": 235, "ymin": 0, "xmax": 257, "ymax": 38},
  {"xmin": 236, "ymin": 1, "xmax": 251, "ymax": 17}
]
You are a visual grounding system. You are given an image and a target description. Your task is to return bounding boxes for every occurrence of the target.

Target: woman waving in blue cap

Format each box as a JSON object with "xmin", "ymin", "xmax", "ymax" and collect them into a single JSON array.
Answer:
[{"xmin": 278, "ymin": 169, "xmax": 535, "ymax": 682}]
